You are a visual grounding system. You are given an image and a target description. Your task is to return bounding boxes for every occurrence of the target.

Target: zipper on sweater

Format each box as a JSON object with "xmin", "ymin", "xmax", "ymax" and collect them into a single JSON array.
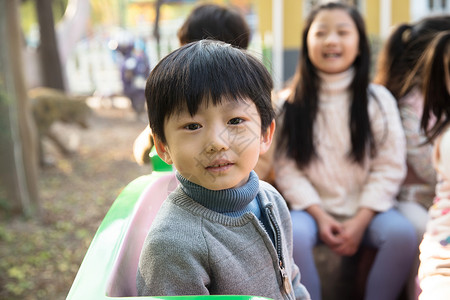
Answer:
[{"xmin": 266, "ymin": 205, "xmax": 292, "ymax": 295}]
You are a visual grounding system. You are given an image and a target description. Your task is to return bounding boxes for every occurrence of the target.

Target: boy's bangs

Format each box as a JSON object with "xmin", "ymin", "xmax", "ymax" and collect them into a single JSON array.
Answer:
[
  {"xmin": 172, "ymin": 42, "xmax": 266, "ymax": 117},
  {"xmin": 146, "ymin": 40, "xmax": 274, "ymax": 142}
]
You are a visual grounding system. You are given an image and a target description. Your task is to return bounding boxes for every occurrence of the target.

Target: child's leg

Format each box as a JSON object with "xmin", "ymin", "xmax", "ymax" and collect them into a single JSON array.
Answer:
[
  {"xmin": 290, "ymin": 210, "xmax": 321, "ymax": 300},
  {"xmin": 362, "ymin": 208, "xmax": 417, "ymax": 300},
  {"xmin": 396, "ymin": 201, "xmax": 428, "ymax": 241},
  {"xmin": 397, "ymin": 201, "xmax": 429, "ymax": 300}
]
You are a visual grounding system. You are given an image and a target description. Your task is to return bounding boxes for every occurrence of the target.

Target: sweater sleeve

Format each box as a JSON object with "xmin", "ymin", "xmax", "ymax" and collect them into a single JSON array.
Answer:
[
  {"xmin": 358, "ymin": 85, "xmax": 407, "ymax": 212},
  {"xmin": 436, "ymin": 128, "xmax": 450, "ymax": 183},
  {"xmin": 274, "ymin": 154, "xmax": 322, "ymax": 211},
  {"xmin": 399, "ymin": 90, "xmax": 436, "ymax": 185},
  {"xmin": 419, "ymin": 199, "xmax": 450, "ymax": 300},
  {"xmin": 418, "ymin": 129, "xmax": 450, "ymax": 300}
]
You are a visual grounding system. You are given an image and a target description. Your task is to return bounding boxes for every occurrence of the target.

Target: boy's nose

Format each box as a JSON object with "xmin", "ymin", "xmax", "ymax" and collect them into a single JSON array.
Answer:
[
  {"xmin": 205, "ymin": 127, "xmax": 229, "ymax": 153},
  {"xmin": 206, "ymin": 142, "xmax": 227, "ymax": 153}
]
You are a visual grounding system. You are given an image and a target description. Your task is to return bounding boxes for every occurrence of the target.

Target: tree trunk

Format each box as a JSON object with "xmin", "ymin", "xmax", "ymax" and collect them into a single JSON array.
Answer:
[
  {"xmin": 153, "ymin": 0, "xmax": 164, "ymax": 60},
  {"xmin": 0, "ymin": 0, "xmax": 40, "ymax": 217},
  {"xmin": 36, "ymin": 0, "xmax": 66, "ymax": 91}
]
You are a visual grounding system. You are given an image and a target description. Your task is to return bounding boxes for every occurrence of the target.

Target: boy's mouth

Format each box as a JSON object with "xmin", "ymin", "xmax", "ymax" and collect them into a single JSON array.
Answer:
[{"xmin": 206, "ymin": 160, "xmax": 234, "ymax": 172}]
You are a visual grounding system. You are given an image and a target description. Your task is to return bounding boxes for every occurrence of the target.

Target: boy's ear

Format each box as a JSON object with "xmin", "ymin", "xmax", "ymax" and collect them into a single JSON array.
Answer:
[
  {"xmin": 153, "ymin": 135, "xmax": 173, "ymax": 165},
  {"xmin": 260, "ymin": 119, "xmax": 275, "ymax": 155}
]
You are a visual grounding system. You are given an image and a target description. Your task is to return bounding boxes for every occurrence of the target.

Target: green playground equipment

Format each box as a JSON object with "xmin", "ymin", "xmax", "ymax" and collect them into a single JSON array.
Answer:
[{"xmin": 67, "ymin": 164, "xmax": 272, "ymax": 299}]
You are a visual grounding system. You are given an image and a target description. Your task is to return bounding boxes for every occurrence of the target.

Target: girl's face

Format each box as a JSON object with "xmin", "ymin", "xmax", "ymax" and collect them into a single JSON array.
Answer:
[{"xmin": 307, "ymin": 9, "xmax": 360, "ymax": 74}]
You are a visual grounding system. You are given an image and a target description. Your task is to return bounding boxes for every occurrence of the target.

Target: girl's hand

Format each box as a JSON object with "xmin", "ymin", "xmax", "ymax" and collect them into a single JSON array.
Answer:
[
  {"xmin": 332, "ymin": 217, "xmax": 365, "ymax": 256},
  {"xmin": 332, "ymin": 208, "xmax": 375, "ymax": 256},
  {"xmin": 306, "ymin": 205, "xmax": 344, "ymax": 248}
]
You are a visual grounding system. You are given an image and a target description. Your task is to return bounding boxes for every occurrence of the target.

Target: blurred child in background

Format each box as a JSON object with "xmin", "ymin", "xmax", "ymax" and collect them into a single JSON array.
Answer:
[
  {"xmin": 414, "ymin": 30, "xmax": 450, "ymax": 300},
  {"xmin": 274, "ymin": 3, "xmax": 417, "ymax": 299},
  {"xmin": 374, "ymin": 15, "xmax": 450, "ymax": 299}
]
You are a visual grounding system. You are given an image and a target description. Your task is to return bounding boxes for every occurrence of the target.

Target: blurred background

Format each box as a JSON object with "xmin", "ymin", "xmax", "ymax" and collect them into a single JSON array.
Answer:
[{"xmin": 1, "ymin": 0, "xmax": 449, "ymax": 299}]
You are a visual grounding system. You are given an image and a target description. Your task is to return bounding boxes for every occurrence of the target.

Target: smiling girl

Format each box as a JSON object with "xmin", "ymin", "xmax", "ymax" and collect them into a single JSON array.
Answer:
[{"xmin": 274, "ymin": 3, "xmax": 417, "ymax": 300}]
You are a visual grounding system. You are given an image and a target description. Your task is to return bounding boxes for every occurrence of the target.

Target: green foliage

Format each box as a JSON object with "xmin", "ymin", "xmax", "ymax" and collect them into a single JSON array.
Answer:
[
  {"xmin": 0, "ymin": 225, "xmax": 13, "ymax": 242},
  {"xmin": 0, "ymin": 88, "xmax": 12, "ymax": 140},
  {"xmin": 0, "ymin": 83, "xmax": 14, "ymax": 218},
  {"xmin": 20, "ymin": 0, "xmax": 69, "ymax": 37},
  {"xmin": 0, "ymin": 186, "xmax": 11, "ymax": 214}
]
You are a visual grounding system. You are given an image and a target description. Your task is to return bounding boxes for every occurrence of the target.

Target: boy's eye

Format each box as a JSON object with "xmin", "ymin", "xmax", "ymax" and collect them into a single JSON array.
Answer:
[
  {"xmin": 184, "ymin": 123, "xmax": 202, "ymax": 130},
  {"xmin": 228, "ymin": 117, "xmax": 244, "ymax": 125}
]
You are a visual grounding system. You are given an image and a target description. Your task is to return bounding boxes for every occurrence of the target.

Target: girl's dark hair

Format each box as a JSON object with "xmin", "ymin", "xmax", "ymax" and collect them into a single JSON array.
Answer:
[
  {"xmin": 177, "ymin": 4, "xmax": 250, "ymax": 49},
  {"xmin": 420, "ymin": 31, "xmax": 450, "ymax": 143},
  {"xmin": 374, "ymin": 16, "xmax": 450, "ymax": 100},
  {"xmin": 146, "ymin": 40, "xmax": 274, "ymax": 144},
  {"xmin": 278, "ymin": 2, "xmax": 372, "ymax": 167}
]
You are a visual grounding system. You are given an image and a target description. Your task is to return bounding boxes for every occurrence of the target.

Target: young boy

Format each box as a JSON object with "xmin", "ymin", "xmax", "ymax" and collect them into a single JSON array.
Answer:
[
  {"xmin": 133, "ymin": 3, "xmax": 251, "ymax": 165},
  {"xmin": 136, "ymin": 40, "xmax": 310, "ymax": 300}
]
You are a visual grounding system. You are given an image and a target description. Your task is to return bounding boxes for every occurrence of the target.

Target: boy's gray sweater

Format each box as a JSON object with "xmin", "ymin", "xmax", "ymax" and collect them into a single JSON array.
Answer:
[{"xmin": 137, "ymin": 175, "xmax": 310, "ymax": 300}]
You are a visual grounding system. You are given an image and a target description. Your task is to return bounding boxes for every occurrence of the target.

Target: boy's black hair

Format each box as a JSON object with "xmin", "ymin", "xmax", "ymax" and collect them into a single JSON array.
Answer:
[
  {"xmin": 177, "ymin": 3, "xmax": 250, "ymax": 49},
  {"xmin": 278, "ymin": 2, "xmax": 373, "ymax": 167},
  {"xmin": 146, "ymin": 40, "xmax": 274, "ymax": 144}
]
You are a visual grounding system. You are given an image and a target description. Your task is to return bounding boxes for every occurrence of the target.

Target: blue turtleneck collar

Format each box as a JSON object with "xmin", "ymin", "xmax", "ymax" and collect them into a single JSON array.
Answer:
[{"xmin": 176, "ymin": 171, "xmax": 259, "ymax": 214}]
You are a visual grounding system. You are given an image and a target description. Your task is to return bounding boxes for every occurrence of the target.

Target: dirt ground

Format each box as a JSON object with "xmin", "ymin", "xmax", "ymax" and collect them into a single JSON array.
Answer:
[{"xmin": 0, "ymin": 102, "xmax": 150, "ymax": 300}]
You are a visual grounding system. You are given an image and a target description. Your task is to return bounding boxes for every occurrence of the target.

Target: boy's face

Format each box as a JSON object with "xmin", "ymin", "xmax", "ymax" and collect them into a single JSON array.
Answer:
[{"xmin": 154, "ymin": 98, "xmax": 274, "ymax": 190}]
